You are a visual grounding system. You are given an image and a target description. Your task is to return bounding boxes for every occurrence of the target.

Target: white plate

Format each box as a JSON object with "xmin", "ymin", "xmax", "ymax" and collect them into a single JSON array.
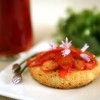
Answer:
[{"xmin": 0, "ymin": 41, "xmax": 100, "ymax": 100}]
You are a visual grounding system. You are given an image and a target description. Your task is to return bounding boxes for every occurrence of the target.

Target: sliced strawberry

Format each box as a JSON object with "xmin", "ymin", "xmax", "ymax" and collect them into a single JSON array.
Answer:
[
  {"xmin": 27, "ymin": 48, "xmax": 63, "ymax": 67},
  {"xmin": 85, "ymin": 62, "xmax": 96, "ymax": 70},
  {"xmin": 83, "ymin": 51, "xmax": 97, "ymax": 70},
  {"xmin": 58, "ymin": 68, "xmax": 68, "ymax": 78},
  {"xmin": 85, "ymin": 51, "xmax": 97, "ymax": 64},
  {"xmin": 58, "ymin": 67, "xmax": 74, "ymax": 78},
  {"xmin": 27, "ymin": 52, "xmax": 45, "ymax": 67},
  {"xmin": 55, "ymin": 52, "xmax": 74, "ymax": 70},
  {"xmin": 71, "ymin": 47, "xmax": 81, "ymax": 58},
  {"xmin": 41, "ymin": 60, "xmax": 59, "ymax": 72},
  {"xmin": 74, "ymin": 59, "xmax": 86, "ymax": 70}
]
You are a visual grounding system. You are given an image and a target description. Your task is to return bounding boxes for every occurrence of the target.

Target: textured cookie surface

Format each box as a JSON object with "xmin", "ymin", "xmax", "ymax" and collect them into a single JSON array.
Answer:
[{"xmin": 29, "ymin": 59, "xmax": 100, "ymax": 89}]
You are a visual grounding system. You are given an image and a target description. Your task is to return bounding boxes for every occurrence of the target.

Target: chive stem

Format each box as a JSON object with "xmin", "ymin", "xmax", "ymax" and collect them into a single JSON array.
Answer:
[
  {"xmin": 12, "ymin": 53, "xmax": 37, "ymax": 84},
  {"xmin": 20, "ymin": 65, "xmax": 27, "ymax": 74}
]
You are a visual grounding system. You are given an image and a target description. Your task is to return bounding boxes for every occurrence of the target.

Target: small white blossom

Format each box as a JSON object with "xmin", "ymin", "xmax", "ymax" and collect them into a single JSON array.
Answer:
[
  {"xmin": 60, "ymin": 38, "xmax": 72, "ymax": 57},
  {"xmin": 80, "ymin": 53, "xmax": 91, "ymax": 62},
  {"xmin": 61, "ymin": 49, "xmax": 71, "ymax": 57},
  {"xmin": 60, "ymin": 38, "xmax": 72, "ymax": 49},
  {"xmin": 81, "ymin": 44, "xmax": 89, "ymax": 52}
]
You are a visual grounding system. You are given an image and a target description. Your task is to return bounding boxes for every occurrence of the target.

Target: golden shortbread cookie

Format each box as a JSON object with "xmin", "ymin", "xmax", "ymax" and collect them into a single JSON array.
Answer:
[{"xmin": 29, "ymin": 59, "xmax": 100, "ymax": 89}]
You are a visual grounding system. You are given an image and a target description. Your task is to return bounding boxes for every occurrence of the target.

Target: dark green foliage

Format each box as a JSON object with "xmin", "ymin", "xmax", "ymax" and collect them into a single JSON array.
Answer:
[{"xmin": 55, "ymin": 8, "xmax": 100, "ymax": 56}]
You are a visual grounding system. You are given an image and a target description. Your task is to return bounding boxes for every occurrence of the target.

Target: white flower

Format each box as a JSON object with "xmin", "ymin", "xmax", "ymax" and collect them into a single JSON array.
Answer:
[
  {"xmin": 61, "ymin": 49, "xmax": 71, "ymax": 57},
  {"xmin": 81, "ymin": 44, "xmax": 89, "ymax": 52},
  {"xmin": 80, "ymin": 53, "xmax": 91, "ymax": 62},
  {"xmin": 60, "ymin": 38, "xmax": 72, "ymax": 57},
  {"xmin": 60, "ymin": 38, "xmax": 72, "ymax": 49}
]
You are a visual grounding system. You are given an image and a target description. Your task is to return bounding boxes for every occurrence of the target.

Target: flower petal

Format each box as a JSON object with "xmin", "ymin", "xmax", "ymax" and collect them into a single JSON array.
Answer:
[
  {"xmin": 61, "ymin": 49, "xmax": 71, "ymax": 57},
  {"xmin": 81, "ymin": 44, "xmax": 89, "ymax": 52},
  {"xmin": 80, "ymin": 53, "xmax": 91, "ymax": 62},
  {"xmin": 60, "ymin": 39, "xmax": 72, "ymax": 49}
]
